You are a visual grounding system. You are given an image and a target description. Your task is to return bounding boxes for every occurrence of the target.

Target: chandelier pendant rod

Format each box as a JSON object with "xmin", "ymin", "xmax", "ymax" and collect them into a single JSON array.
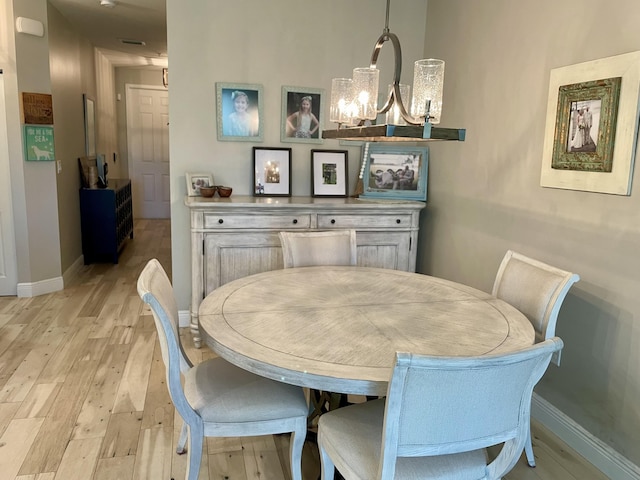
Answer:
[{"xmin": 368, "ymin": 0, "xmax": 426, "ymax": 126}]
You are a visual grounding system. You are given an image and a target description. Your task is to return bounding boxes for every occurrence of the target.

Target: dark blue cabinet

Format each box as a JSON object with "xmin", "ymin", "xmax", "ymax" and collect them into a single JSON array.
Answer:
[{"xmin": 79, "ymin": 179, "xmax": 133, "ymax": 264}]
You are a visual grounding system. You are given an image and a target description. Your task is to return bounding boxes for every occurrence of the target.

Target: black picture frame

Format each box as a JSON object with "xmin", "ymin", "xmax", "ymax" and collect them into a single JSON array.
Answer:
[
  {"xmin": 311, "ymin": 149, "xmax": 348, "ymax": 197},
  {"xmin": 253, "ymin": 147, "xmax": 292, "ymax": 197}
]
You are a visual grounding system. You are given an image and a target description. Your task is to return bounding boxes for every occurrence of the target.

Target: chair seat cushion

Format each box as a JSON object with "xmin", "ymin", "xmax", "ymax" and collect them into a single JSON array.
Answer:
[
  {"xmin": 319, "ymin": 399, "xmax": 487, "ymax": 480},
  {"xmin": 184, "ymin": 357, "xmax": 308, "ymax": 423}
]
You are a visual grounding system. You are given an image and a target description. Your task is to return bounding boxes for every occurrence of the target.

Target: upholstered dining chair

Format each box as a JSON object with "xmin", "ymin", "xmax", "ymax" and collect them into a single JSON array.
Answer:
[
  {"xmin": 492, "ymin": 249, "xmax": 579, "ymax": 467},
  {"xmin": 137, "ymin": 259, "xmax": 308, "ymax": 480},
  {"xmin": 279, "ymin": 229, "xmax": 357, "ymax": 268},
  {"xmin": 317, "ymin": 337, "xmax": 564, "ymax": 480},
  {"xmin": 278, "ymin": 229, "xmax": 358, "ymax": 422}
]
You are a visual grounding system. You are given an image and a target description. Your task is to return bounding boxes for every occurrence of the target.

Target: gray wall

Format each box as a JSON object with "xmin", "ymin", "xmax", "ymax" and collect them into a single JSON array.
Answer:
[
  {"xmin": 11, "ymin": 0, "xmax": 61, "ymax": 283},
  {"xmin": 167, "ymin": 0, "xmax": 429, "ymax": 311},
  {"xmin": 48, "ymin": 3, "xmax": 97, "ymax": 273},
  {"xmin": 422, "ymin": 0, "xmax": 640, "ymax": 466}
]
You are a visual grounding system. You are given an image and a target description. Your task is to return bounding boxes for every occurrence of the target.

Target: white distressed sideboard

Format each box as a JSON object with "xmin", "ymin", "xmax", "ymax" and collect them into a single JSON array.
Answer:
[{"xmin": 186, "ymin": 195, "xmax": 425, "ymax": 347}]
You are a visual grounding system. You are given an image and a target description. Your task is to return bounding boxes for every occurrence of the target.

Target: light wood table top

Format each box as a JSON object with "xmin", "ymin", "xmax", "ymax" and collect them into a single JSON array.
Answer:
[{"xmin": 198, "ymin": 266, "xmax": 535, "ymax": 396}]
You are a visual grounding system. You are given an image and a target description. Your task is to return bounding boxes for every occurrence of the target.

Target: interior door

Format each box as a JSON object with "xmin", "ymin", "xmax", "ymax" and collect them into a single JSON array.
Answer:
[
  {"xmin": 126, "ymin": 85, "xmax": 170, "ymax": 218},
  {"xmin": 0, "ymin": 71, "xmax": 18, "ymax": 295}
]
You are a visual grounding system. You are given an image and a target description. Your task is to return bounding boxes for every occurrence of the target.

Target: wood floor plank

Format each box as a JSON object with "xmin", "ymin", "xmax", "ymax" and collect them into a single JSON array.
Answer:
[
  {"xmin": 54, "ymin": 437, "xmax": 103, "ymax": 480},
  {"xmin": 37, "ymin": 326, "xmax": 91, "ymax": 384},
  {"xmin": 0, "ymin": 417, "xmax": 45, "ymax": 480},
  {"xmin": 132, "ymin": 426, "xmax": 173, "ymax": 480},
  {"xmin": 112, "ymin": 328, "xmax": 155, "ymax": 413},
  {"xmin": 14, "ymin": 383, "xmax": 61, "ymax": 419},
  {"xmin": 140, "ymin": 341, "xmax": 173, "ymax": 430},
  {"xmin": 99, "ymin": 411, "xmax": 142, "ymax": 458},
  {"xmin": 0, "ymin": 328, "xmax": 67, "ymax": 403},
  {"xmin": 93, "ymin": 456, "xmax": 135, "ymax": 480},
  {"xmin": 18, "ymin": 358, "xmax": 100, "ymax": 475},
  {"xmin": 0, "ymin": 401, "xmax": 21, "ymax": 436},
  {"xmin": 72, "ymin": 344, "xmax": 131, "ymax": 440}
]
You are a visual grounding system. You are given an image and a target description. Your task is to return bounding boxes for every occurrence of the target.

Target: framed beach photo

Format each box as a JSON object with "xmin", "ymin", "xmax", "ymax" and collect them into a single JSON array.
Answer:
[
  {"xmin": 186, "ymin": 172, "xmax": 214, "ymax": 196},
  {"xmin": 541, "ymin": 51, "xmax": 640, "ymax": 195},
  {"xmin": 216, "ymin": 82, "xmax": 264, "ymax": 142},
  {"xmin": 360, "ymin": 144, "xmax": 428, "ymax": 201},
  {"xmin": 253, "ymin": 147, "xmax": 292, "ymax": 197},
  {"xmin": 281, "ymin": 86, "xmax": 324, "ymax": 144},
  {"xmin": 311, "ymin": 149, "xmax": 348, "ymax": 197}
]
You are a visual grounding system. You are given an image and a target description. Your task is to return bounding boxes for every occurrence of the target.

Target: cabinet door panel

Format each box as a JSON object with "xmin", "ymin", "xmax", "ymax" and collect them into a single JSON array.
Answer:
[
  {"xmin": 356, "ymin": 232, "xmax": 411, "ymax": 271},
  {"xmin": 204, "ymin": 232, "xmax": 283, "ymax": 295}
]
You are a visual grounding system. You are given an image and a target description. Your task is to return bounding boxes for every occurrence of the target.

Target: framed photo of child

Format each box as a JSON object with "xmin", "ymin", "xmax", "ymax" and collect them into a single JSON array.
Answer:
[
  {"xmin": 280, "ymin": 86, "xmax": 324, "ymax": 144},
  {"xmin": 216, "ymin": 82, "xmax": 264, "ymax": 142}
]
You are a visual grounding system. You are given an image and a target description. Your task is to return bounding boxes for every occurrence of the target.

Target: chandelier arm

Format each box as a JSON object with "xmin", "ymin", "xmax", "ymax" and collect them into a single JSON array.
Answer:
[{"xmin": 369, "ymin": 31, "xmax": 422, "ymax": 125}]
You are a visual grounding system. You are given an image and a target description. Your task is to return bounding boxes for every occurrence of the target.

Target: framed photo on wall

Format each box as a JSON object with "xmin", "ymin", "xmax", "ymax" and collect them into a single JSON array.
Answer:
[
  {"xmin": 311, "ymin": 149, "xmax": 348, "ymax": 197},
  {"xmin": 83, "ymin": 94, "xmax": 96, "ymax": 156},
  {"xmin": 253, "ymin": 147, "xmax": 291, "ymax": 197},
  {"xmin": 540, "ymin": 51, "xmax": 640, "ymax": 195},
  {"xmin": 360, "ymin": 144, "xmax": 428, "ymax": 201},
  {"xmin": 281, "ymin": 86, "xmax": 324, "ymax": 144},
  {"xmin": 216, "ymin": 82, "xmax": 264, "ymax": 142}
]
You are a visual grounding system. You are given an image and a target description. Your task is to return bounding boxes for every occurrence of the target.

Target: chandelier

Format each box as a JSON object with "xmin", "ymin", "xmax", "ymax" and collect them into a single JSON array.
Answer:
[{"xmin": 322, "ymin": 0, "xmax": 465, "ymax": 143}]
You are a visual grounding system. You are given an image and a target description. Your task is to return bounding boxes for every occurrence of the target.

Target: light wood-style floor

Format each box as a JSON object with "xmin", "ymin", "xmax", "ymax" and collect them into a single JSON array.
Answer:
[{"xmin": 0, "ymin": 219, "xmax": 608, "ymax": 480}]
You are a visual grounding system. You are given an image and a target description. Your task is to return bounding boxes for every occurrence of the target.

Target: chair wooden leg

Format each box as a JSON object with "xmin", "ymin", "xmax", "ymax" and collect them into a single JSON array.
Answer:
[
  {"xmin": 289, "ymin": 419, "xmax": 307, "ymax": 480},
  {"xmin": 319, "ymin": 442, "xmax": 336, "ymax": 480},
  {"xmin": 186, "ymin": 424, "xmax": 204, "ymax": 480},
  {"xmin": 176, "ymin": 422, "xmax": 188, "ymax": 454},
  {"xmin": 525, "ymin": 427, "xmax": 536, "ymax": 467}
]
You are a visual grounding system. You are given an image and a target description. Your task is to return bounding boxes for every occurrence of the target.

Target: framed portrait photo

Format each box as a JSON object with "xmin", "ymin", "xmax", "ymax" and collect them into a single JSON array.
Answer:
[
  {"xmin": 360, "ymin": 144, "xmax": 428, "ymax": 202},
  {"xmin": 541, "ymin": 51, "xmax": 640, "ymax": 195},
  {"xmin": 186, "ymin": 172, "xmax": 214, "ymax": 196},
  {"xmin": 311, "ymin": 149, "xmax": 348, "ymax": 197},
  {"xmin": 281, "ymin": 86, "xmax": 324, "ymax": 144},
  {"xmin": 216, "ymin": 82, "xmax": 264, "ymax": 142},
  {"xmin": 253, "ymin": 147, "xmax": 292, "ymax": 197}
]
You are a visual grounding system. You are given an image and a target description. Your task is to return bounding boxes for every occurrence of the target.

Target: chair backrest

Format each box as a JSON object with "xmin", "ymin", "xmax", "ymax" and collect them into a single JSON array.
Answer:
[
  {"xmin": 137, "ymin": 259, "xmax": 197, "ymax": 422},
  {"xmin": 492, "ymin": 250, "xmax": 579, "ymax": 348},
  {"xmin": 279, "ymin": 230, "xmax": 357, "ymax": 268},
  {"xmin": 378, "ymin": 337, "xmax": 564, "ymax": 479}
]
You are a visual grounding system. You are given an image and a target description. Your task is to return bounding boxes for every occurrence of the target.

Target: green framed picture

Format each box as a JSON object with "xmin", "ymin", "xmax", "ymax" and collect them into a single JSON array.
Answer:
[
  {"xmin": 551, "ymin": 77, "xmax": 621, "ymax": 172},
  {"xmin": 24, "ymin": 125, "xmax": 55, "ymax": 161}
]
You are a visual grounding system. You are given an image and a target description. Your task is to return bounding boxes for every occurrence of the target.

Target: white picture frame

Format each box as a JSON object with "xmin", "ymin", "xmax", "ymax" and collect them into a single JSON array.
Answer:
[
  {"xmin": 186, "ymin": 172, "xmax": 214, "ymax": 196},
  {"xmin": 540, "ymin": 51, "xmax": 640, "ymax": 195}
]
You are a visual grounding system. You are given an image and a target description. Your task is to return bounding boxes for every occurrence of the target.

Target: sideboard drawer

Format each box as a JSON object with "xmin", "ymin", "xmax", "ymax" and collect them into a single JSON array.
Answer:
[
  {"xmin": 203, "ymin": 214, "xmax": 312, "ymax": 229},
  {"xmin": 318, "ymin": 214, "xmax": 413, "ymax": 229}
]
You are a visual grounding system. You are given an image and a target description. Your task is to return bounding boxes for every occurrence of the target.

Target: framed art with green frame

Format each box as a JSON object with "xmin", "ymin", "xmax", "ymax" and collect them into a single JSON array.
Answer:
[{"xmin": 24, "ymin": 125, "xmax": 55, "ymax": 161}]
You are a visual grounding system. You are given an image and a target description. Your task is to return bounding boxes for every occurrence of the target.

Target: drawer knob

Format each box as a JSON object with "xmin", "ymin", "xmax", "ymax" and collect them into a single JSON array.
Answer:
[
  {"xmin": 218, "ymin": 219, "xmax": 224, "ymax": 224},
  {"xmin": 331, "ymin": 219, "xmax": 336, "ymax": 224},
  {"xmin": 292, "ymin": 219, "xmax": 298, "ymax": 224},
  {"xmin": 396, "ymin": 219, "xmax": 401, "ymax": 224}
]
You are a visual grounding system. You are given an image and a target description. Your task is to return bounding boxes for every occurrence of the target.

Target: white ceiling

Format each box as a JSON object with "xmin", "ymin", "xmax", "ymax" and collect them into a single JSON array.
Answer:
[{"xmin": 48, "ymin": 0, "xmax": 167, "ymax": 67}]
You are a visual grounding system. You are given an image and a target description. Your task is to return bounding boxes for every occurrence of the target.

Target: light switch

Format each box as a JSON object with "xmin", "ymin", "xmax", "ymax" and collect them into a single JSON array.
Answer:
[{"xmin": 57, "ymin": 160, "xmax": 62, "ymax": 173}]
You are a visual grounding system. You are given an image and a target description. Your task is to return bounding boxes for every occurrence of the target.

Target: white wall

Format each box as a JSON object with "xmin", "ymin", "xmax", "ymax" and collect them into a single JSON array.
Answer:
[
  {"xmin": 423, "ymin": 0, "xmax": 640, "ymax": 467},
  {"xmin": 167, "ymin": 0, "xmax": 429, "ymax": 310}
]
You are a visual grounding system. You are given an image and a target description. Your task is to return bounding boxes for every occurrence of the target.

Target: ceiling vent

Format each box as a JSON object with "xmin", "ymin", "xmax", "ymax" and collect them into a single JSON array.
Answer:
[{"xmin": 120, "ymin": 39, "xmax": 146, "ymax": 46}]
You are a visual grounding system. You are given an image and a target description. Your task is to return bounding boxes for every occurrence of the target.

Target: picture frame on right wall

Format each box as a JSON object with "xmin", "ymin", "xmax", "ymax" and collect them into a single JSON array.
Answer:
[
  {"xmin": 360, "ymin": 144, "xmax": 428, "ymax": 202},
  {"xmin": 540, "ymin": 51, "xmax": 640, "ymax": 195}
]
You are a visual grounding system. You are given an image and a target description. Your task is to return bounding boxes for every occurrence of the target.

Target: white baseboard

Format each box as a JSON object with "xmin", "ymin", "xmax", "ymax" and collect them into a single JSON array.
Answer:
[
  {"xmin": 532, "ymin": 393, "xmax": 640, "ymax": 480},
  {"xmin": 178, "ymin": 309, "xmax": 191, "ymax": 328},
  {"xmin": 17, "ymin": 276, "xmax": 64, "ymax": 297}
]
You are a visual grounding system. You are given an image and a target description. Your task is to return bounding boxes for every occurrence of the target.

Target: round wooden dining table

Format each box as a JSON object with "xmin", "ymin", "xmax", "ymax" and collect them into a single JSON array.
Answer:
[{"xmin": 198, "ymin": 266, "xmax": 535, "ymax": 397}]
